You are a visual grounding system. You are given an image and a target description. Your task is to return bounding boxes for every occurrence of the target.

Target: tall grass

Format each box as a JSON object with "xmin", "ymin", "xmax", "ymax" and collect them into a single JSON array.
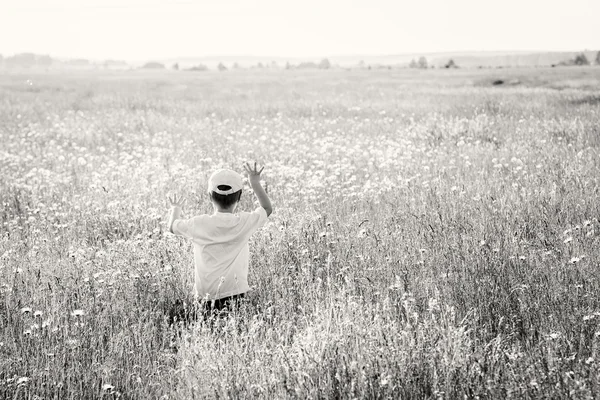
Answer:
[{"xmin": 1, "ymin": 67, "xmax": 599, "ymax": 398}]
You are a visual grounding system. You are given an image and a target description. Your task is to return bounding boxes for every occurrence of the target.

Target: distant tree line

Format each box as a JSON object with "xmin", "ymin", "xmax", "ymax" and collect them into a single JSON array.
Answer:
[
  {"xmin": 0, "ymin": 53, "xmax": 128, "ymax": 69},
  {"xmin": 1, "ymin": 53, "xmax": 53, "ymax": 67},
  {"xmin": 553, "ymin": 52, "xmax": 600, "ymax": 67},
  {"xmin": 3, "ymin": 52, "xmax": 600, "ymax": 71}
]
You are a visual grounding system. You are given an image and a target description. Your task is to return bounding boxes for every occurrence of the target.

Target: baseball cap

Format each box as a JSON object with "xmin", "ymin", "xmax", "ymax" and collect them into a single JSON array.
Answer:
[{"xmin": 208, "ymin": 169, "xmax": 243, "ymax": 195}]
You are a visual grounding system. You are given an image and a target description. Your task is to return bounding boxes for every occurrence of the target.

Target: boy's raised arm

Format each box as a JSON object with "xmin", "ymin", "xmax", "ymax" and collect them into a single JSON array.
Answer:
[
  {"xmin": 167, "ymin": 194, "xmax": 186, "ymax": 233},
  {"xmin": 244, "ymin": 162, "xmax": 272, "ymax": 217}
]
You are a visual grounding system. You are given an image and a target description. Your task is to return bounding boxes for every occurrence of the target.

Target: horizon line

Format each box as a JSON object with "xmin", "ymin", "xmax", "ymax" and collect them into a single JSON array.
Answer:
[{"xmin": 2, "ymin": 48, "xmax": 599, "ymax": 63}]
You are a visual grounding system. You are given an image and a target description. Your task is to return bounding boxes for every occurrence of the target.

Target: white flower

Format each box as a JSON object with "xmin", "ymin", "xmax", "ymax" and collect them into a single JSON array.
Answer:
[{"xmin": 71, "ymin": 309, "xmax": 85, "ymax": 317}]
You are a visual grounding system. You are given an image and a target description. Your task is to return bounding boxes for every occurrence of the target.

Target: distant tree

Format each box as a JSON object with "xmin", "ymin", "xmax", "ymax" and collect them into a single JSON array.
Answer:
[
  {"xmin": 186, "ymin": 64, "xmax": 208, "ymax": 71},
  {"xmin": 256, "ymin": 62, "xmax": 264, "ymax": 69},
  {"xmin": 445, "ymin": 59, "xmax": 457, "ymax": 68},
  {"xmin": 141, "ymin": 61, "xmax": 165, "ymax": 69},
  {"xmin": 409, "ymin": 59, "xmax": 418, "ymax": 68},
  {"xmin": 285, "ymin": 62, "xmax": 292, "ymax": 70},
  {"xmin": 172, "ymin": 63, "xmax": 179, "ymax": 70},
  {"xmin": 418, "ymin": 56, "xmax": 428, "ymax": 69},
  {"xmin": 595, "ymin": 51, "xmax": 600, "ymax": 65},
  {"xmin": 318, "ymin": 58, "xmax": 331, "ymax": 69},
  {"xmin": 574, "ymin": 53, "xmax": 589, "ymax": 65},
  {"xmin": 271, "ymin": 61, "xmax": 278, "ymax": 68},
  {"xmin": 357, "ymin": 60, "xmax": 366, "ymax": 69},
  {"xmin": 232, "ymin": 62, "xmax": 240, "ymax": 69},
  {"xmin": 0, "ymin": 54, "xmax": 4, "ymax": 65},
  {"xmin": 217, "ymin": 62, "xmax": 227, "ymax": 71}
]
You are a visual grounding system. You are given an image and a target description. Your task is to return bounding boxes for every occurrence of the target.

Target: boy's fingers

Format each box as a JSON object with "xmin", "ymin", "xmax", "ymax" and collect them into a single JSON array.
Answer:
[{"xmin": 258, "ymin": 166, "xmax": 264, "ymax": 174}]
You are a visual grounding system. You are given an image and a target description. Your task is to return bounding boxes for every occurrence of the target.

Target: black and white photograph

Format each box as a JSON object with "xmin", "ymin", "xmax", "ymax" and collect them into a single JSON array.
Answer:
[{"xmin": 1, "ymin": 0, "xmax": 599, "ymax": 398}]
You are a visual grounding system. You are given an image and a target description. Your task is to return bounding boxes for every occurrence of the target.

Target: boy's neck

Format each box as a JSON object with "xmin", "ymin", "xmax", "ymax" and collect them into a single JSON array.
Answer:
[{"xmin": 214, "ymin": 206, "xmax": 236, "ymax": 214}]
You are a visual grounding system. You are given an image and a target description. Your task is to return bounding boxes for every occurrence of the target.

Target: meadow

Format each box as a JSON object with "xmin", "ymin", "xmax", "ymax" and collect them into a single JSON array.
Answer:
[{"xmin": 1, "ymin": 66, "xmax": 599, "ymax": 399}]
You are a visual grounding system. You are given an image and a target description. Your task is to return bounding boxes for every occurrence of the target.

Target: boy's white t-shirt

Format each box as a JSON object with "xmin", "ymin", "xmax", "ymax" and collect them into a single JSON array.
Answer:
[{"xmin": 172, "ymin": 207, "xmax": 268, "ymax": 300}]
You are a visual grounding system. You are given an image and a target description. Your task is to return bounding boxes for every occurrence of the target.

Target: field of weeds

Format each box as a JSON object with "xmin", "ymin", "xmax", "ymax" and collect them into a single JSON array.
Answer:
[{"xmin": 1, "ymin": 66, "xmax": 599, "ymax": 399}]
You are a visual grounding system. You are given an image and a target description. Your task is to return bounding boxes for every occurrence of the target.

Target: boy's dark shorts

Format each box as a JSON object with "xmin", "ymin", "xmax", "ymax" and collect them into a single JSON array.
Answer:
[{"xmin": 168, "ymin": 293, "xmax": 245, "ymax": 326}]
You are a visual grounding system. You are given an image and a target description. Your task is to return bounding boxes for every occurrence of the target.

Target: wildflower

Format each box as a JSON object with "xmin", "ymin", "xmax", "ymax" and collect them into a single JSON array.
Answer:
[
  {"xmin": 20, "ymin": 307, "xmax": 32, "ymax": 314},
  {"xmin": 570, "ymin": 257, "xmax": 580, "ymax": 264},
  {"xmin": 17, "ymin": 377, "xmax": 29, "ymax": 385},
  {"xmin": 102, "ymin": 384, "xmax": 115, "ymax": 391},
  {"xmin": 34, "ymin": 310, "xmax": 43, "ymax": 317},
  {"xmin": 71, "ymin": 309, "xmax": 85, "ymax": 317},
  {"xmin": 563, "ymin": 236, "xmax": 572, "ymax": 244},
  {"xmin": 24, "ymin": 329, "xmax": 32, "ymax": 336}
]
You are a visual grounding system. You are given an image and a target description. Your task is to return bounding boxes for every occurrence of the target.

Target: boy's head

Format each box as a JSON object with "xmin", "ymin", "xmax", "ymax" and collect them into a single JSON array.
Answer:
[{"xmin": 208, "ymin": 169, "xmax": 243, "ymax": 211}]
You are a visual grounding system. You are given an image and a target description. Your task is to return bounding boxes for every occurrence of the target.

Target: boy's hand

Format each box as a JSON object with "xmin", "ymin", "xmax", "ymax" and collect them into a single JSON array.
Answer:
[
  {"xmin": 243, "ymin": 161, "xmax": 273, "ymax": 216},
  {"xmin": 244, "ymin": 161, "xmax": 264, "ymax": 183},
  {"xmin": 168, "ymin": 194, "xmax": 186, "ymax": 208}
]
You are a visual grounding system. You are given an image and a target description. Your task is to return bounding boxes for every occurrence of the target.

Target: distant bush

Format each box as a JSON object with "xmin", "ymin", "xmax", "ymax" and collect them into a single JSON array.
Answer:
[
  {"xmin": 218, "ymin": 62, "xmax": 227, "ymax": 71},
  {"xmin": 596, "ymin": 51, "xmax": 600, "ymax": 65},
  {"xmin": 296, "ymin": 61, "xmax": 318, "ymax": 69},
  {"xmin": 172, "ymin": 63, "xmax": 179, "ymax": 70},
  {"xmin": 141, "ymin": 62, "xmax": 165, "ymax": 69},
  {"xmin": 185, "ymin": 64, "xmax": 208, "ymax": 71}
]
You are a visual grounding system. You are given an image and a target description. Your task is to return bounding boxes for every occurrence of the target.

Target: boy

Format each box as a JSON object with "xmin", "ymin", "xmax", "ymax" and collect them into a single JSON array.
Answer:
[{"xmin": 167, "ymin": 162, "xmax": 272, "ymax": 318}]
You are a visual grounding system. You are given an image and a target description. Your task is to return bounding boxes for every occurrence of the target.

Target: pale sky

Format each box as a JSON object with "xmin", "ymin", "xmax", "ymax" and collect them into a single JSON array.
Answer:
[{"xmin": 1, "ymin": 0, "xmax": 598, "ymax": 61}]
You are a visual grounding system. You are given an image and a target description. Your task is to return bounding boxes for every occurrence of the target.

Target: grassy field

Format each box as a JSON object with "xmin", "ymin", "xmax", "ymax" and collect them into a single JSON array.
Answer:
[{"xmin": 1, "ymin": 66, "xmax": 599, "ymax": 399}]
